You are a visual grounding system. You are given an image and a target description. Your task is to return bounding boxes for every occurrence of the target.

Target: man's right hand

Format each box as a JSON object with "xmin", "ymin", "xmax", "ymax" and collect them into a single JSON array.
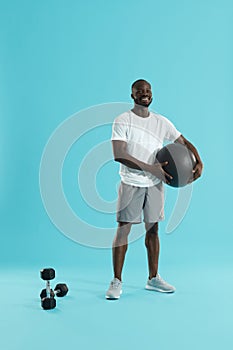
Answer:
[{"xmin": 147, "ymin": 162, "xmax": 173, "ymax": 184}]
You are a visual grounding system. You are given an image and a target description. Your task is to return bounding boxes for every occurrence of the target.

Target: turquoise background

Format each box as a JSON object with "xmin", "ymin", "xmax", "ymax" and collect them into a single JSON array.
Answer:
[{"xmin": 1, "ymin": 0, "xmax": 233, "ymax": 349}]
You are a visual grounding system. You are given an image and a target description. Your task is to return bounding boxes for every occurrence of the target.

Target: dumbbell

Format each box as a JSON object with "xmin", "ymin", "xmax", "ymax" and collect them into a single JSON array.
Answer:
[{"xmin": 40, "ymin": 268, "xmax": 68, "ymax": 310}]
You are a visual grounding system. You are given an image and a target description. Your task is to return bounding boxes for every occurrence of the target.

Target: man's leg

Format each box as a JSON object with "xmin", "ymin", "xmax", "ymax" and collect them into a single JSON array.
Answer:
[
  {"xmin": 112, "ymin": 222, "xmax": 132, "ymax": 281},
  {"xmin": 144, "ymin": 222, "xmax": 176, "ymax": 293},
  {"xmin": 145, "ymin": 222, "xmax": 159, "ymax": 279},
  {"xmin": 106, "ymin": 182, "xmax": 143, "ymax": 299}
]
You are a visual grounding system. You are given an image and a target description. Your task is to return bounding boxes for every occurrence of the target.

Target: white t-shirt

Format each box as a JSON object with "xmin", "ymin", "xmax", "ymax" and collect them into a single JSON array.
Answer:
[{"xmin": 111, "ymin": 110, "xmax": 181, "ymax": 187}]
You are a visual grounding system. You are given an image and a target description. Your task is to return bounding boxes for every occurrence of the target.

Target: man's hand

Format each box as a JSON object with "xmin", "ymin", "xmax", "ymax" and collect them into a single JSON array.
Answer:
[
  {"xmin": 175, "ymin": 135, "xmax": 204, "ymax": 185},
  {"xmin": 148, "ymin": 161, "xmax": 173, "ymax": 184},
  {"xmin": 188, "ymin": 162, "xmax": 204, "ymax": 184}
]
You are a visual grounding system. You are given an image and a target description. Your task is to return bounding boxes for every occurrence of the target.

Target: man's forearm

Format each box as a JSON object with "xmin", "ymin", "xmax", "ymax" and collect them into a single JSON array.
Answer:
[
  {"xmin": 184, "ymin": 140, "xmax": 202, "ymax": 164},
  {"xmin": 175, "ymin": 135, "xmax": 203, "ymax": 165},
  {"xmin": 114, "ymin": 153, "xmax": 151, "ymax": 172}
]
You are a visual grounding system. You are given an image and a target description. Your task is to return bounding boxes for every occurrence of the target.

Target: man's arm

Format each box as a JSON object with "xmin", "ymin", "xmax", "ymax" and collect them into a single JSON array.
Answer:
[
  {"xmin": 175, "ymin": 134, "xmax": 204, "ymax": 182},
  {"xmin": 112, "ymin": 140, "xmax": 172, "ymax": 184}
]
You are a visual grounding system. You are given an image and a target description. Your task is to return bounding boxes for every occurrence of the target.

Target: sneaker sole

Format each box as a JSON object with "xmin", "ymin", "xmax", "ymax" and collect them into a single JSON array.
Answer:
[
  {"xmin": 105, "ymin": 290, "xmax": 122, "ymax": 300},
  {"xmin": 145, "ymin": 285, "xmax": 175, "ymax": 293}
]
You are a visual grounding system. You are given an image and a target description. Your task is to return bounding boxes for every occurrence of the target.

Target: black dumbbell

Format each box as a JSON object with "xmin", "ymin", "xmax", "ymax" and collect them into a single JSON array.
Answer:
[
  {"xmin": 40, "ymin": 284, "xmax": 68, "ymax": 299},
  {"xmin": 40, "ymin": 268, "xmax": 68, "ymax": 310}
]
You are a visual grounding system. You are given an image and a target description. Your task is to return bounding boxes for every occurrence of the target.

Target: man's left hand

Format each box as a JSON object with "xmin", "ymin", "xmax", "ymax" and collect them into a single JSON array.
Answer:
[{"xmin": 188, "ymin": 162, "xmax": 204, "ymax": 184}]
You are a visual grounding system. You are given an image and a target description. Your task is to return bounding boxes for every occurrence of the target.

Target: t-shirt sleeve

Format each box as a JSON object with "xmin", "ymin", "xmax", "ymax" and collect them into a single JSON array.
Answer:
[
  {"xmin": 111, "ymin": 116, "xmax": 128, "ymax": 142},
  {"xmin": 162, "ymin": 116, "xmax": 181, "ymax": 142}
]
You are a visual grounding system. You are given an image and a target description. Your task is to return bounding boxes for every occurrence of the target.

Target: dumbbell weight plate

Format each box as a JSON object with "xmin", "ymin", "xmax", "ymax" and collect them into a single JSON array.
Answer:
[
  {"xmin": 41, "ymin": 297, "xmax": 56, "ymax": 310},
  {"xmin": 54, "ymin": 283, "xmax": 68, "ymax": 297},
  {"xmin": 40, "ymin": 288, "xmax": 55, "ymax": 299},
  {"xmin": 40, "ymin": 268, "xmax": 55, "ymax": 280}
]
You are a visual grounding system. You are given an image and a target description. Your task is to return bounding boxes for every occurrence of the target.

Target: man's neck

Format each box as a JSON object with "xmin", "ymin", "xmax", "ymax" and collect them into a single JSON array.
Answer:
[{"xmin": 131, "ymin": 103, "xmax": 150, "ymax": 118}]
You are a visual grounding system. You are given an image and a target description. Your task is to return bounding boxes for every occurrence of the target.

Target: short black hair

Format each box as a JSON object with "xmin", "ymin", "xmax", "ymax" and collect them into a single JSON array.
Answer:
[{"xmin": 131, "ymin": 79, "xmax": 151, "ymax": 91}]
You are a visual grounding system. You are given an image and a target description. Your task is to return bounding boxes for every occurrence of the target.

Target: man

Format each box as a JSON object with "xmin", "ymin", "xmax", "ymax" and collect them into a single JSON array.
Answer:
[{"xmin": 106, "ymin": 79, "xmax": 203, "ymax": 299}]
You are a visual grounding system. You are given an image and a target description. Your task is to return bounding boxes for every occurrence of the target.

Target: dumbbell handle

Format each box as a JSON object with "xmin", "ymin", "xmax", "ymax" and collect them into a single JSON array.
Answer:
[
  {"xmin": 45, "ymin": 281, "xmax": 62, "ymax": 297},
  {"xmin": 45, "ymin": 281, "xmax": 53, "ymax": 298}
]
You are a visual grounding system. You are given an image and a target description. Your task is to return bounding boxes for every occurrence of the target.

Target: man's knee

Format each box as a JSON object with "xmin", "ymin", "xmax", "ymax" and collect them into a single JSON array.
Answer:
[
  {"xmin": 145, "ymin": 223, "xmax": 159, "ymax": 248},
  {"xmin": 145, "ymin": 222, "xmax": 158, "ymax": 234},
  {"xmin": 113, "ymin": 222, "xmax": 132, "ymax": 247},
  {"xmin": 118, "ymin": 221, "xmax": 132, "ymax": 234}
]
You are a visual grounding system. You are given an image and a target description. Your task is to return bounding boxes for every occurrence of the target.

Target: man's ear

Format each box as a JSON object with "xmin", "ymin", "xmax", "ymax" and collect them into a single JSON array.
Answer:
[{"xmin": 131, "ymin": 93, "xmax": 134, "ymax": 99}]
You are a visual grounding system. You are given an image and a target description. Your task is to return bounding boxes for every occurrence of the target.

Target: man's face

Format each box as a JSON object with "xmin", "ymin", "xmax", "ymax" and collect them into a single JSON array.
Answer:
[{"xmin": 131, "ymin": 82, "xmax": 153, "ymax": 107}]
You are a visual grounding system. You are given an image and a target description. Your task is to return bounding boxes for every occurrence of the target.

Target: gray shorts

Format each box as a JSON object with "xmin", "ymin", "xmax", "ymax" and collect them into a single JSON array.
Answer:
[{"xmin": 116, "ymin": 181, "xmax": 165, "ymax": 224}]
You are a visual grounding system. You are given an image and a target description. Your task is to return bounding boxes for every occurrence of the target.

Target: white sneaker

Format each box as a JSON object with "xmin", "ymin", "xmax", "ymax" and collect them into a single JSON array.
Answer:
[
  {"xmin": 106, "ymin": 278, "xmax": 122, "ymax": 299},
  {"xmin": 145, "ymin": 274, "xmax": 176, "ymax": 293}
]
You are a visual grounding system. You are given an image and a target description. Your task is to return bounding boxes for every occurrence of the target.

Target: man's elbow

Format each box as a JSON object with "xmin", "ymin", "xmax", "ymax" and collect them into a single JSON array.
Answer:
[
  {"xmin": 113, "ymin": 150, "xmax": 127, "ymax": 162},
  {"xmin": 114, "ymin": 156, "xmax": 125, "ymax": 163},
  {"xmin": 174, "ymin": 135, "xmax": 186, "ymax": 145}
]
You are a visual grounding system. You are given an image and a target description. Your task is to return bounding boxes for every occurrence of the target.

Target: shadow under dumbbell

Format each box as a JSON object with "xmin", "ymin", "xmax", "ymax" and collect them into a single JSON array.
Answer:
[{"xmin": 24, "ymin": 300, "xmax": 63, "ymax": 312}]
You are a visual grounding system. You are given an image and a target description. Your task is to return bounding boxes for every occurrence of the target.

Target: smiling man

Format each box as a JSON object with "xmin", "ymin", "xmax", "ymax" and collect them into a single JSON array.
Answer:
[{"xmin": 106, "ymin": 79, "xmax": 203, "ymax": 300}]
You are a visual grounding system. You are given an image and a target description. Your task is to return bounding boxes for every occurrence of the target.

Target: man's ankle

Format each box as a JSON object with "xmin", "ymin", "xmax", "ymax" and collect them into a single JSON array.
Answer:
[{"xmin": 114, "ymin": 276, "xmax": 122, "ymax": 282}]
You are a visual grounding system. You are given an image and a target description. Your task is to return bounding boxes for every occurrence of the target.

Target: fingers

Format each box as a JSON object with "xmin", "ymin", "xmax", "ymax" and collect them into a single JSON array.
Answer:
[
  {"xmin": 188, "ymin": 169, "xmax": 201, "ymax": 183},
  {"xmin": 193, "ymin": 163, "xmax": 198, "ymax": 172},
  {"xmin": 161, "ymin": 165, "xmax": 173, "ymax": 181},
  {"xmin": 161, "ymin": 161, "xmax": 169, "ymax": 166},
  {"xmin": 194, "ymin": 172, "xmax": 201, "ymax": 180},
  {"xmin": 163, "ymin": 175, "xmax": 170, "ymax": 184},
  {"xmin": 164, "ymin": 171, "xmax": 173, "ymax": 180},
  {"xmin": 163, "ymin": 176, "xmax": 171, "ymax": 185},
  {"xmin": 160, "ymin": 161, "xmax": 172, "ymax": 182},
  {"xmin": 162, "ymin": 172, "xmax": 172, "ymax": 184},
  {"xmin": 158, "ymin": 172, "xmax": 170, "ymax": 184},
  {"xmin": 153, "ymin": 161, "xmax": 174, "ymax": 184},
  {"xmin": 193, "ymin": 163, "xmax": 203, "ymax": 175}
]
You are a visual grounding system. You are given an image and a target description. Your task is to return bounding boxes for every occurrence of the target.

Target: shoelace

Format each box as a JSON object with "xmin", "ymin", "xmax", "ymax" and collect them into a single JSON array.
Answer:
[
  {"xmin": 111, "ymin": 280, "xmax": 121, "ymax": 289},
  {"xmin": 154, "ymin": 274, "xmax": 165, "ymax": 283}
]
